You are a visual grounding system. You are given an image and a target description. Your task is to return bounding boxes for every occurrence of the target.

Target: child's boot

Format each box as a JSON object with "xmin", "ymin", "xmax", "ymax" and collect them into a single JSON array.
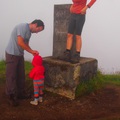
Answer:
[
  {"xmin": 30, "ymin": 99, "xmax": 38, "ymax": 105},
  {"xmin": 39, "ymin": 97, "xmax": 43, "ymax": 103}
]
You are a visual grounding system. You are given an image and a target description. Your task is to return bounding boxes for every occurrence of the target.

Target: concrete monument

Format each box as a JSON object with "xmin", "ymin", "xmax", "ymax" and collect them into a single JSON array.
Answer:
[{"xmin": 43, "ymin": 4, "xmax": 98, "ymax": 99}]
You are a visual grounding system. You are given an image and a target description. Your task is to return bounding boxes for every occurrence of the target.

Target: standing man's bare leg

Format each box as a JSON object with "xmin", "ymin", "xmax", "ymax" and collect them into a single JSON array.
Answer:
[
  {"xmin": 66, "ymin": 33, "xmax": 73, "ymax": 50},
  {"xmin": 76, "ymin": 35, "xmax": 82, "ymax": 52}
]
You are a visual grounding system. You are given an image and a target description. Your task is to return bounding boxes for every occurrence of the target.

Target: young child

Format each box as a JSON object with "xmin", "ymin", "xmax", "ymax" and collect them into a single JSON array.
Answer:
[{"xmin": 29, "ymin": 55, "xmax": 45, "ymax": 105}]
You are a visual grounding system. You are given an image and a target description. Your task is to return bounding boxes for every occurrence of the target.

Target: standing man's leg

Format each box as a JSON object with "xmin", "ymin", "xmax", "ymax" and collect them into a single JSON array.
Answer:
[
  {"xmin": 71, "ymin": 14, "xmax": 85, "ymax": 63},
  {"xmin": 66, "ymin": 33, "xmax": 74, "ymax": 50},
  {"xmin": 5, "ymin": 52, "xmax": 19, "ymax": 106},
  {"xmin": 59, "ymin": 14, "xmax": 75, "ymax": 62},
  {"xmin": 75, "ymin": 14, "xmax": 85, "ymax": 53},
  {"xmin": 76, "ymin": 35, "xmax": 82, "ymax": 52},
  {"xmin": 70, "ymin": 35, "xmax": 82, "ymax": 63},
  {"xmin": 17, "ymin": 56, "xmax": 26, "ymax": 99}
]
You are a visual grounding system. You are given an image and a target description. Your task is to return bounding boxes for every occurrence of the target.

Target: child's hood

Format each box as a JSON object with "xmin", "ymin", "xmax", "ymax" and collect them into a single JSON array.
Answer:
[{"xmin": 32, "ymin": 55, "xmax": 43, "ymax": 67}]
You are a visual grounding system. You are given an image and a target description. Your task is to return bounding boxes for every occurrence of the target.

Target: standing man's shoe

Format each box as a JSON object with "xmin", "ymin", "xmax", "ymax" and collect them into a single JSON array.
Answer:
[
  {"xmin": 8, "ymin": 94, "xmax": 19, "ymax": 107},
  {"xmin": 58, "ymin": 51, "xmax": 71, "ymax": 62},
  {"xmin": 71, "ymin": 53, "xmax": 80, "ymax": 64}
]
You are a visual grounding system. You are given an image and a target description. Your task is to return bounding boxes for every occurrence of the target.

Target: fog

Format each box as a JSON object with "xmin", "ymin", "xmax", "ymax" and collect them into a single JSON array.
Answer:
[{"xmin": 0, "ymin": 0, "xmax": 120, "ymax": 74}]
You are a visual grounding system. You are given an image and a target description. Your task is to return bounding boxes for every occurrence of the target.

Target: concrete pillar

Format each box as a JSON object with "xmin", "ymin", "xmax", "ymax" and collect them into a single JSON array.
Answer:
[{"xmin": 53, "ymin": 4, "xmax": 77, "ymax": 58}]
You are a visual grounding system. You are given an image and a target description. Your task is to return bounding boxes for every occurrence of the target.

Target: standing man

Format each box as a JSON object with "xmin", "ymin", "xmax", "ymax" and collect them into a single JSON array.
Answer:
[
  {"xmin": 60, "ymin": 0, "xmax": 96, "ymax": 63},
  {"xmin": 5, "ymin": 19, "xmax": 44, "ymax": 106}
]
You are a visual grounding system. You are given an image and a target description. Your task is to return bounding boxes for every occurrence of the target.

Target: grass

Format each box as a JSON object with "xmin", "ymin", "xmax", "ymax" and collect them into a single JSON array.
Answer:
[
  {"xmin": 0, "ymin": 60, "xmax": 6, "ymax": 74},
  {"xmin": 0, "ymin": 60, "xmax": 32, "ymax": 84},
  {"xmin": 102, "ymin": 74, "xmax": 120, "ymax": 86},
  {"xmin": 24, "ymin": 61, "xmax": 33, "ymax": 74},
  {"xmin": 0, "ymin": 60, "xmax": 6, "ymax": 84},
  {"xmin": 75, "ymin": 71, "xmax": 104, "ymax": 97},
  {"xmin": 0, "ymin": 61, "xmax": 120, "ymax": 97},
  {"xmin": 75, "ymin": 71, "xmax": 120, "ymax": 97}
]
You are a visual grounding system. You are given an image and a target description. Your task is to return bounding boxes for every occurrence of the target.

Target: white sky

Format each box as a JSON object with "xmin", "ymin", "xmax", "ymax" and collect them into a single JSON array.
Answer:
[{"xmin": 0, "ymin": 0, "xmax": 120, "ymax": 74}]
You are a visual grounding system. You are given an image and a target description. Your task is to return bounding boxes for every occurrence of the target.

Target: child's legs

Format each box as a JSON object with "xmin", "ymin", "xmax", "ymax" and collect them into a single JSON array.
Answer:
[
  {"xmin": 33, "ymin": 81, "xmax": 39, "ymax": 99},
  {"xmin": 39, "ymin": 86, "xmax": 44, "ymax": 97},
  {"xmin": 38, "ymin": 79, "xmax": 44, "ymax": 97}
]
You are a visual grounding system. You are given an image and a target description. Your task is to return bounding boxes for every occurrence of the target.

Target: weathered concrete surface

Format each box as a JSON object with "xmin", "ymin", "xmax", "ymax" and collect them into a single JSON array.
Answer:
[
  {"xmin": 43, "ymin": 4, "xmax": 98, "ymax": 99},
  {"xmin": 53, "ymin": 4, "xmax": 77, "ymax": 58},
  {"xmin": 43, "ymin": 56, "xmax": 98, "ymax": 99}
]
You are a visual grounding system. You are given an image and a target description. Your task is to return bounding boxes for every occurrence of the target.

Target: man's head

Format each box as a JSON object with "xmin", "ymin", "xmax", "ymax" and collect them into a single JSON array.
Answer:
[{"xmin": 30, "ymin": 19, "xmax": 45, "ymax": 33}]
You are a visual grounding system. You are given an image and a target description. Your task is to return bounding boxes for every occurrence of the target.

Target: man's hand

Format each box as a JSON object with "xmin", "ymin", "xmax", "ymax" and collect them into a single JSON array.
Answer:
[
  {"xmin": 31, "ymin": 50, "xmax": 39, "ymax": 56},
  {"xmin": 81, "ymin": 6, "xmax": 88, "ymax": 14},
  {"xmin": 17, "ymin": 36, "xmax": 39, "ymax": 55}
]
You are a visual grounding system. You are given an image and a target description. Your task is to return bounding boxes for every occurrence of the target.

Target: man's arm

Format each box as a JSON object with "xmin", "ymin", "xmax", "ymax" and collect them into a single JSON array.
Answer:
[
  {"xmin": 81, "ymin": 0, "xmax": 96, "ymax": 14},
  {"xmin": 87, "ymin": 0, "xmax": 96, "ymax": 8},
  {"xmin": 17, "ymin": 36, "xmax": 39, "ymax": 55}
]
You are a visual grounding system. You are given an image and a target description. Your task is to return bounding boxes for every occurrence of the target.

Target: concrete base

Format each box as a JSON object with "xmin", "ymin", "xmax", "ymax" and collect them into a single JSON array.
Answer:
[{"xmin": 43, "ymin": 56, "xmax": 98, "ymax": 99}]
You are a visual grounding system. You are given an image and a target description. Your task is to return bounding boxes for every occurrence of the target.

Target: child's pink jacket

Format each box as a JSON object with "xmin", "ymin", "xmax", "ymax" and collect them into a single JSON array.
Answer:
[{"xmin": 29, "ymin": 55, "xmax": 45, "ymax": 80}]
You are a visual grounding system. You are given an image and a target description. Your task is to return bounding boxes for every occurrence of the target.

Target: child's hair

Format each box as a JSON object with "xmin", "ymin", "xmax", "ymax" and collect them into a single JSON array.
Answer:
[{"xmin": 31, "ymin": 19, "xmax": 44, "ymax": 29}]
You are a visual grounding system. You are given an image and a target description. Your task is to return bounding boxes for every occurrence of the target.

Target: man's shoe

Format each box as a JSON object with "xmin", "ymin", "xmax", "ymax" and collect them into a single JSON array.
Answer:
[
  {"xmin": 8, "ymin": 94, "xmax": 19, "ymax": 107},
  {"xmin": 58, "ymin": 51, "xmax": 71, "ymax": 62},
  {"xmin": 71, "ymin": 53, "xmax": 80, "ymax": 64}
]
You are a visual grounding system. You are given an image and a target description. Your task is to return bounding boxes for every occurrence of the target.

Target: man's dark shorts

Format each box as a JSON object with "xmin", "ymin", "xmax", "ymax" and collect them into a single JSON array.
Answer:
[{"xmin": 68, "ymin": 13, "xmax": 86, "ymax": 35}]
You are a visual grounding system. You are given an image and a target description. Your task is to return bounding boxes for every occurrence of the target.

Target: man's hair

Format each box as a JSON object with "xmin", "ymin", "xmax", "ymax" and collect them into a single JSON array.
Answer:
[{"xmin": 31, "ymin": 19, "xmax": 44, "ymax": 30}]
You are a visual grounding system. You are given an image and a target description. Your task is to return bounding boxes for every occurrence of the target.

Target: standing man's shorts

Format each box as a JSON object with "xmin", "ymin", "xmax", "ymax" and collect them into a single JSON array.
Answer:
[{"xmin": 68, "ymin": 13, "xmax": 86, "ymax": 36}]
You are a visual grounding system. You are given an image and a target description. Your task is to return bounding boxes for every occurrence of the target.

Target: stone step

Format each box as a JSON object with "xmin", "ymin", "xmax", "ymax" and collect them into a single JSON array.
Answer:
[{"xmin": 43, "ymin": 56, "xmax": 97, "ymax": 99}]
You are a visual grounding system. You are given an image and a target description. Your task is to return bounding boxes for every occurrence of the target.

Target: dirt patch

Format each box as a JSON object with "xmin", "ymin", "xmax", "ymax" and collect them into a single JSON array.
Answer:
[{"xmin": 0, "ymin": 84, "xmax": 120, "ymax": 120}]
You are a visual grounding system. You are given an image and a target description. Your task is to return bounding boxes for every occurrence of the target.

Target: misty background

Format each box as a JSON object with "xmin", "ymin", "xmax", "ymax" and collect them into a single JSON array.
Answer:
[{"xmin": 0, "ymin": 0, "xmax": 120, "ymax": 74}]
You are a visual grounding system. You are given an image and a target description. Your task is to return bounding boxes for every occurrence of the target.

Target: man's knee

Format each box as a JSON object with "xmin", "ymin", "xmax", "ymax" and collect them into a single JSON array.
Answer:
[
  {"xmin": 67, "ymin": 33, "xmax": 73, "ymax": 38},
  {"xmin": 76, "ymin": 35, "xmax": 81, "ymax": 39}
]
